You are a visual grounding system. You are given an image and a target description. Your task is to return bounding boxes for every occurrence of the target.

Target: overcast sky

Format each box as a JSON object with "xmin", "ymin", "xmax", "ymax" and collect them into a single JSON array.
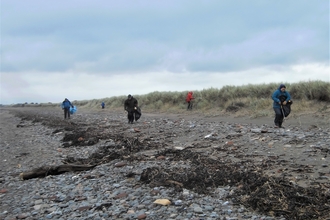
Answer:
[{"xmin": 1, "ymin": 0, "xmax": 329, "ymax": 104}]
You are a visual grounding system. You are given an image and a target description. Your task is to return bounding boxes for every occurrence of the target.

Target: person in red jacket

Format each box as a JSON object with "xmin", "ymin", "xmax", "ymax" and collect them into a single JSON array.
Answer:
[{"xmin": 186, "ymin": 91, "xmax": 194, "ymax": 110}]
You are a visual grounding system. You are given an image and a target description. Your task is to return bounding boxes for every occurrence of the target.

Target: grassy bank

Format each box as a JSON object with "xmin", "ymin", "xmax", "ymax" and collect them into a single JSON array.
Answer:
[{"xmin": 13, "ymin": 80, "xmax": 330, "ymax": 119}]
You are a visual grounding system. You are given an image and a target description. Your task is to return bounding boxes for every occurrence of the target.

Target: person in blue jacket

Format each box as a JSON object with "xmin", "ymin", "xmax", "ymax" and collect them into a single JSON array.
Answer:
[
  {"xmin": 61, "ymin": 98, "xmax": 74, "ymax": 119},
  {"xmin": 271, "ymin": 84, "xmax": 291, "ymax": 128},
  {"xmin": 101, "ymin": 102, "xmax": 105, "ymax": 109}
]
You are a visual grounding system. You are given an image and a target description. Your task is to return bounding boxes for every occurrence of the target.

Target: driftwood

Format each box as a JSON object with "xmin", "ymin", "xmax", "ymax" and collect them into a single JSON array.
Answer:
[{"xmin": 19, "ymin": 164, "xmax": 96, "ymax": 180}]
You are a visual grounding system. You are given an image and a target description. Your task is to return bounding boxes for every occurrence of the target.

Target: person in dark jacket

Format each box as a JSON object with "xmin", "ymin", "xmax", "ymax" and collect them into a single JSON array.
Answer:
[
  {"xmin": 101, "ymin": 102, "xmax": 105, "ymax": 109},
  {"xmin": 61, "ymin": 98, "xmax": 74, "ymax": 119},
  {"xmin": 186, "ymin": 91, "xmax": 194, "ymax": 110},
  {"xmin": 124, "ymin": 94, "xmax": 138, "ymax": 124},
  {"xmin": 271, "ymin": 84, "xmax": 291, "ymax": 128}
]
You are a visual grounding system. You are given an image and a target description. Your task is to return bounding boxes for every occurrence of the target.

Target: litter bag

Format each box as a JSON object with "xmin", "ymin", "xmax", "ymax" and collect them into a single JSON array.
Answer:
[
  {"xmin": 282, "ymin": 101, "xmax": 292, "ymax": 117},
  {"xmin": 70, "ymin": 106, "xmax": 77, "ymax": 114},
  {"xmin": 134, "ymin": 107, "xmax": 142, "ymax": 121}
]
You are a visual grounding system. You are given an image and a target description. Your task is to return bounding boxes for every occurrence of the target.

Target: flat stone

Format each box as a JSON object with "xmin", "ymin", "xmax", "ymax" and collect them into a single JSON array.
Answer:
[
  {"xmin": 76, "ymin": 206, "xmax": 92, "ymax": 212},
  {"xmin": 17, "ymin": 214, "xmax": 29, "ymax": 219},
  {"xmin": 137, "ymin": 213, "xmax": 147, "ymax": 219},
  {"xmin": 115, "ymin": 192, "xmax": 128, "ymax": 199},
  {"xmin": 115, "ymin": 162, "xmax": 127, "ymax": 167},
  {"xmin": 0, "ymin": 188, "xmax": 8, "ymax": 193}
]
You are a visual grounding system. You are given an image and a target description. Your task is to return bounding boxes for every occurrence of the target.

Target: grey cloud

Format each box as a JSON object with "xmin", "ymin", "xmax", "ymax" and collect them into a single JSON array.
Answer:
[{"xmin": 1, "ymin": 0, "xmax": 328, "ymax": 74}]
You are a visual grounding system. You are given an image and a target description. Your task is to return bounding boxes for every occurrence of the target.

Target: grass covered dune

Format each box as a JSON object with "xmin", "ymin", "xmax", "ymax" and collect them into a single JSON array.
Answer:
[{"xmin": 23, "ymin": 80, "xmax": 330, "ymax": 119}]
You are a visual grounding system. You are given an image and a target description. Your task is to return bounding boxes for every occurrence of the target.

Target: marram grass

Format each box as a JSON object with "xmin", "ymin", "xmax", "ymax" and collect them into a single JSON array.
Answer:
[{"xmin": 14, "ymin": 80, "xmax": 330, "ymax": 119}]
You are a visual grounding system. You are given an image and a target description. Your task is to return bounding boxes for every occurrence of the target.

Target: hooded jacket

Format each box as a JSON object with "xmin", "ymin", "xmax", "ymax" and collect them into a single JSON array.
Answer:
[
  {"xmin": 62, "ymin": 98, "xmax": 73, "ymax": 109},
  {"xmin": 124, "ymin": 96, "xmax": 138, "ymax": 112},
  {"xmin": 186, "ymin": 92, "xmax": 194, "ymax": 102},
  {"xmin": 271, "ymin": 84, "xmax": 291, "ymax": 108}
]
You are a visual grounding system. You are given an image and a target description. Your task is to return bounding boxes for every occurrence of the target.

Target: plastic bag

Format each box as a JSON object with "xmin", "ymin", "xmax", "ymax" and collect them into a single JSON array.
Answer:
[
  {"xmin": 70, "ymin": 106, "xmax": 77, "ymax": 114},
  {"xmin": 134, "ymin": 107, "xmax": 142, "ymax": 121}
]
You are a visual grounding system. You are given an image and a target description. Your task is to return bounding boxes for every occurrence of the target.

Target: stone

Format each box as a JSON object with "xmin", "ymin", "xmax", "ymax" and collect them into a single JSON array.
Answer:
[
  {"xmin": 0, "ymin": 189, "xmax": 8, "ymax": 193},
  {"xmin": 193, "ymin": 207, "xmax": 203, "ymax": 213},
  {"xmin": 16, "ymin": 214, "xmax": 29, "ymax": 219},
  {"xmin": 76, "ymin": 206, "xmax": 92, "ymax": 212},
  {"xmin": 115, "ymin": 162, "xmax": 127, "ymax": 167},
  {"xmin": 115, "ymin": 192, "xmax": 128, "ymax": 199},
  {"xmin": 137, "ymin": 213, "xmax": 147, "ymax": 219}
]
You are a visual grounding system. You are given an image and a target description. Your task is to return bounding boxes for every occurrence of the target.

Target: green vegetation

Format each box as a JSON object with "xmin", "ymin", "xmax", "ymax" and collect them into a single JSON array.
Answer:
[{"xmin": 13, "ymin": 80, "xmax": 330, "ymax": 118}]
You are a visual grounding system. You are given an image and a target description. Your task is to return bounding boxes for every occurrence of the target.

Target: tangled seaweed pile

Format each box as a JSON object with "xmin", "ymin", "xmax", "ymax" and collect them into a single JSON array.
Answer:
[
  {"xmin": 62, "ymin": 142, "xmax": 330, "ymax": 219},
  {"xmin": 141, "ymin": 149, "xmax": 330, "ymax": 219}
]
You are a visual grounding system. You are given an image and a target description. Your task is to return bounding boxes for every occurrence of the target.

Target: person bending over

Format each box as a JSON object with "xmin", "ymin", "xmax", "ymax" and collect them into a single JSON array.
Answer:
[{"xmin": 271, "ymin": 84, "xmax": 291, "ymax": 128}]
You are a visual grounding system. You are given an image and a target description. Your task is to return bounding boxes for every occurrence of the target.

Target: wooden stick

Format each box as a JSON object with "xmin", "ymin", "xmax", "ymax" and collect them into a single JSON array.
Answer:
[{"xmin": 19, "ymin": 164, "xmax": 96, "ymax": 180}]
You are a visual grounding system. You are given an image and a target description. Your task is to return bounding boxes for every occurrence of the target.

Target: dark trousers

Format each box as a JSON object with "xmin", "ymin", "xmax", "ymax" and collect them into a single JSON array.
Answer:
[
  {"xmin": 273, "ymin": 107, "xmax": 283, "ymax": 127},
  {"xmin": 127, "ymin": 111, "xmax": 134, "ymax": 123},
  {"xmin": 64, "ymin": 107, "xmax": 70, "ymax": 119},
  {"xmin": 187, "ymin": 101, "xmax": 193, "ymax": 110}
]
